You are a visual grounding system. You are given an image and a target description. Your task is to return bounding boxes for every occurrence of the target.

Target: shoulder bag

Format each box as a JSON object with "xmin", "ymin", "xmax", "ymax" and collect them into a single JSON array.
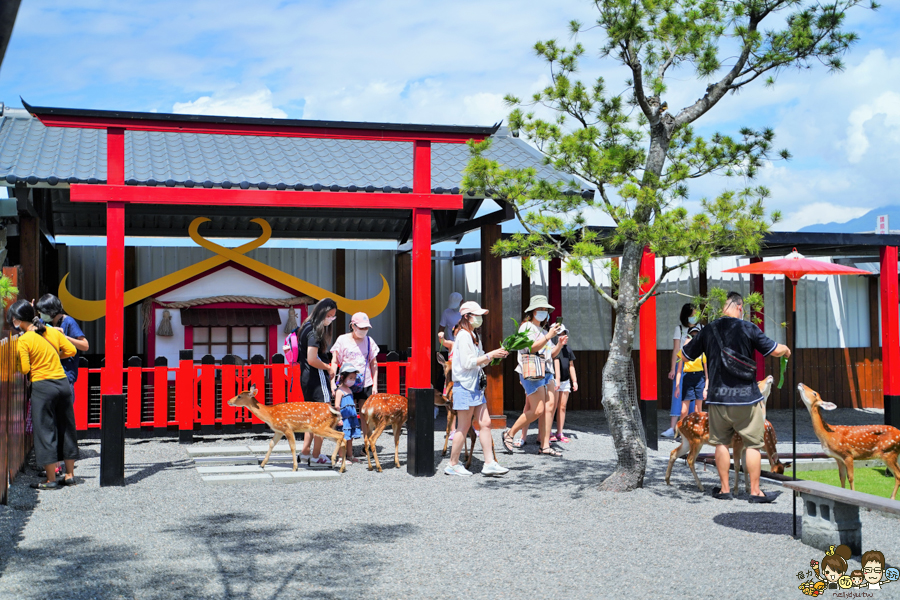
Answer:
[{"xmin": 710, "ymin": 319, "xmax": 757, "ymax": 381}]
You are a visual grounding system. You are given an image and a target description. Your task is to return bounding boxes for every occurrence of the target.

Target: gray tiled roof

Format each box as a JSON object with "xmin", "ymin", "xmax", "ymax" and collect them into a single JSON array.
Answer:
[{"xmin": 0, "ymin": 108, "xmax": 583, "ymax": 192}]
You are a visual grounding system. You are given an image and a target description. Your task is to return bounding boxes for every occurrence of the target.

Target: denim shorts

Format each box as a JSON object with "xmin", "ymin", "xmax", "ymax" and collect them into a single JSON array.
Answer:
[
  {"xmin": 519, "ymin": 372, "xmax": 554, "ymax": 396},
  {"xmin": 681, "ymin": 371, "xmax": 705, "ymax": 402},
  {"xmin": 452, "ymin": 383, "xmax": 485, "ymax": 410},
  {"xmin": 670, "ymin": 377, "xmax": 696, "ymax": 416}
]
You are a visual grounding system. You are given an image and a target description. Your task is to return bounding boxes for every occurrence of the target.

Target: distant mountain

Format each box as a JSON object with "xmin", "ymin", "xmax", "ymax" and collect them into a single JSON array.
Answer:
[{"xmin": 798, "ymin": 205, "xmax": 900, "ymax": 234}]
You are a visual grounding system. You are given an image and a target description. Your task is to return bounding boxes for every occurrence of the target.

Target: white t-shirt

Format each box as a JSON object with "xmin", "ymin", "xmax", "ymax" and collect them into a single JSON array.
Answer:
[
  {"xmin": 451, "ymin": 329, "xmax": 484, "ymax": 392},
  {"xmin": 515, "ymin": 320, "xmax": 555, "ymax": 375},
  {"xmin": 440, "ymin": 308, "xmax": 462, "ymax": 341}
]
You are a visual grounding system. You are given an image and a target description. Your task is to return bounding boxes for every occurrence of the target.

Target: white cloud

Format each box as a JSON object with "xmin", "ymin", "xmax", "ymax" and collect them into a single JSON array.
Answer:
[
  {"xmin": 777, "ymin": 202, "xmax": 872, "ymax": 231},
  {"xmin": 172, "ymin": 87, "xmax": 287, "ymax": 118},
  {"xmin": 843, "ymin": 91, "xmax": 900, "ymax": 163}
]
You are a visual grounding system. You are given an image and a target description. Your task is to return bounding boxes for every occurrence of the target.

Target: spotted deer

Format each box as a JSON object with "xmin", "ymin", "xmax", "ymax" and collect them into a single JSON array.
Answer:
[
  {"xmin": 227, "ymin": 384, "xmax": 347, "ymax": 473},
  {"xmin": 798, "ymin": 383, "xmax": 900, "ymax": 500},
  {"xmin": 665, "ymin": 376, "xmax": 787, "ymax": 492},
  {"xmin": 435, "ymin": 352, "xmax": 478, "ymax": 467},
  {"xmin": 360, "ymin": 393, "xmax": 408, "ymax": 472}
]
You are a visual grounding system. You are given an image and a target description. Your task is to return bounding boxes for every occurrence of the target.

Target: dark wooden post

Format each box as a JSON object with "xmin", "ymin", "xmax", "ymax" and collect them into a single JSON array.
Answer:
[
  {"xmin": 100, "ymin": 394, "xmax": 126, "ymax": 487},
  {"xmin": 750, "ymin": 257, "xmax": 766, "ymax": 381},
  {"xmin": 521, "ymin": 258, "xmax": 531, "ymax": 316},
  {"xmin": 335, "ymin": 248, "xmax": 346, "ymax": 337},
  {"xmin": 482, "ymin": 223, "xmax": 506, "ymax": 429}
]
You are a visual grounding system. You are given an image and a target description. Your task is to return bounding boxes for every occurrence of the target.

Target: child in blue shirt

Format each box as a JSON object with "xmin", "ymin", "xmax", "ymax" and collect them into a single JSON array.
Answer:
[{"xmin": 335, "ymin": 364, "xmax": 363, "ymax": 466}]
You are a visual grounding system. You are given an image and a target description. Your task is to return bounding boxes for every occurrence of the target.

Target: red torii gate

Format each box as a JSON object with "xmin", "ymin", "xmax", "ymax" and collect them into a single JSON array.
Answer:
[{"xmin": 24, "ymin": 101, "xmax": 498, "ymax": 475}]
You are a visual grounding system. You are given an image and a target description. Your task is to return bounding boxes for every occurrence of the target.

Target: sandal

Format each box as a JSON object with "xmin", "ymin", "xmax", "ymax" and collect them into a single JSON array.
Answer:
[
  {"xmin": 502, "ymin": 430, "xmax": 515, "ymax": 454},
  {"xmin": 549, "ymin": 434, "xmax": 559, "ymax": 443},
  {"xmin": 30, "ymin": 481, "xmax": 61, "ymax": 490},
  {"xmin": 557, "ymin": 433, "xmax": 571, "ymax": 443},
  {"xmin": 538, "ymin": 447, "xmax": 562, "ymax": 457}
]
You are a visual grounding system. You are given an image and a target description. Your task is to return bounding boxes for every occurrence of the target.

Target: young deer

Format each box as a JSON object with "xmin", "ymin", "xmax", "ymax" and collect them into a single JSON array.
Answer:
[
  {"xmin": 360, "ymin": 393, "xmax": 408, "ymax": 472},
  {"xmin": 798, "ymin": 383, "xmax": 900, "ymax": 500},
  {"xmin": 435, "ymin": 352, "xmax": 477, "ymax": 467},
  {"xmin": 665, "ymin": 376, "xmax": 787, "ymax": 492},
  {"xmin": 227, "ymin": 385, "xmax": 347, "ymax": 473}
]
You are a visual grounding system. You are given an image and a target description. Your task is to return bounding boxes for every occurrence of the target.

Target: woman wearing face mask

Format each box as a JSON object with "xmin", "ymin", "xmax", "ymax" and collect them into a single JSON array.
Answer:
[
  {"xmin": 445, "ymin": 301, "xmax": 510, "ymax": 476},
  {"xmin": 298, "ymin": 298, "xmax": 339, "ymax": 465},
  {"xmin": 330, "ymin": 312, "xmax": 379, "ymax": 448},
  {"xmin": 8, "ymin": 300, "xmax": 79, "ymax": 489},
  {"xmin": 502, "ymin": 295, "xmax": 566, "ymax": 457},
  {"xmin": 662, "ymin": 303, "xmax": 703, "ymax": 438}
]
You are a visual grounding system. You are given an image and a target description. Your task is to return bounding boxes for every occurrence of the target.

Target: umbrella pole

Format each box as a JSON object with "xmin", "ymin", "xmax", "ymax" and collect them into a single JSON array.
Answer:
[{"xmin": 792, "ymin": 281, "xmax": 797, "ymax": 538}]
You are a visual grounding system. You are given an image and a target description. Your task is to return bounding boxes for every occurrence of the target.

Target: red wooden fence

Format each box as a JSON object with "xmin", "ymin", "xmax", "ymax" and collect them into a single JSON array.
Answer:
[
  {"xmin": 502, "ymin": 348, "xmax": 884, "ymax": 412},
  {"xmin": 1, "ymin": 334, "xmax": 30, "ymax": 505},
  {"xmin": 73, "ymin": 352, "xmax": 409, "ymax": 433}
]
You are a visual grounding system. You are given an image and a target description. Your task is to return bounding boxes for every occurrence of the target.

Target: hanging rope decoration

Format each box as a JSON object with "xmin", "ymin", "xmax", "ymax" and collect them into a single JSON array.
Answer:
[
  {"xmin": 284, "ymin": 306, "xmax": 298, "ymax": 333},
  {"xmin": 141, "ymin": 295, "xmax": 313, "ymax": 332},
  {"xmin": 156, "ymin": 310, "xmax": 174, "ymax": 336}
]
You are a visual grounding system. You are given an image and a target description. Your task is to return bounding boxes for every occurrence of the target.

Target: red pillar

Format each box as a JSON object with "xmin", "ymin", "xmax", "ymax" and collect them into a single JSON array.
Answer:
[
  {"xmin": 639, "ymin": 247, "xmax": 658, "ymax": 448},
  {"xmin": 549, "ymin": 257, "xmax": 562, "ymax": 322},
  {"xmin": 880, "ymin": 246, "xmax": 900, "ymax": 428},
  {"xmin": 750, "ymin": 257, "xmax": 766, "ymax": 381},
  {"xmin": 102, "ymin": 127, "xmax": 125, "ymax": 395},
  {"xmin": 408, "ymin": 140, "xmax": 434, "ymax": 476}
]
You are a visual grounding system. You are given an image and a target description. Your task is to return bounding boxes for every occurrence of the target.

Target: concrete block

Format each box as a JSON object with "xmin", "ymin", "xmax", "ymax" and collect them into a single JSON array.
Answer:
[
  {"xmin": 800, "ymin": 492, "xmax": 862, "ymax": 556},
  {"xmin": 192, "ymin": 455, "xmax": 258, "ymax": 466},
  {"xmin": 186, "ymin": 445, "xmax": 250, "ymax": 457},
  {"xmin": 202, "ymin": 473, "xmax": 273, "ymax": 484},
  {"xmin": 247, "ymin": 443, "xmax": 293, "ymax": 454},
  {"xmin": 271, "ymin": 470, "xmax": 341, "ymax": 483}
]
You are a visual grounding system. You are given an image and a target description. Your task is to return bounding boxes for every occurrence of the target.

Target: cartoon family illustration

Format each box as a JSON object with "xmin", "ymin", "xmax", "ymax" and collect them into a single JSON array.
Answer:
[{"xmin": 798, "ymin": 545, "xmax": 898, "ymax": 596}]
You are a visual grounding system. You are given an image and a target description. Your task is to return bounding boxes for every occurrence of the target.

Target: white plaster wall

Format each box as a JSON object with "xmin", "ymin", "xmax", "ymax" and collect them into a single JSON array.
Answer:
[{"xmin": 154, "ymin": 267, "xmax": 296, "ymax": 376}]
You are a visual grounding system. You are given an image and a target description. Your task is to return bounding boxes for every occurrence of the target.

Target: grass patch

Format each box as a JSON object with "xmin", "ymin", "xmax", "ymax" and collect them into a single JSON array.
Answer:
[{"xmin": 795, "ymin": 465, "xmax": 898, "ymax": 498}]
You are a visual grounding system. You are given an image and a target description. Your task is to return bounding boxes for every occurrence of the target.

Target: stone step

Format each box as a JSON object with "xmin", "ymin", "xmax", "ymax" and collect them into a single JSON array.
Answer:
[
  {"xmin": 186, "ymin": 445, "xmax": 251, "ymax": 457},
  {"xmin": 196, "ymin": 465, "xmax": 294, "ymax": 475},
  {"xmin": 201, "ymin": 473, "xmax": 274, "ymax": 485},
  {"xmin": 192, "ymin": 455, "xmax": 259, "ymax": 466},
  {"xmin": 271, "ymin": 470, "xmax": 340, "ymax": 483}
]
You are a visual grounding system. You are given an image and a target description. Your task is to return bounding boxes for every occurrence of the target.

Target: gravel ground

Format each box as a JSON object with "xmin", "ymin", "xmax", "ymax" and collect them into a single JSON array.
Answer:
[{"xmin": 1, "ymin": 407, "xmax": 898, "ymax": 600}]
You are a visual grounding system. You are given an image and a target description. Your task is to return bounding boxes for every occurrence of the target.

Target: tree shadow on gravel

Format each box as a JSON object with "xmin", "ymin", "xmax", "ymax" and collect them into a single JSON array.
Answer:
[
  {"xmin": 148, "ymin": 513, "xmax": 417, "ymax": 600},
  {"xmin": 0, "ymin": 534, "xmax": 134, "ymax": 599},
  {"xmin": 123, "ymin": 458, "xmax": 195, "ymax": 485},
  {"xmin": 0, "ymin": 480, "xmax": 37, "ymax": 582},
  {"xmin": 713, "ymin": 510, "xmax": 797, "ymax": 536}
]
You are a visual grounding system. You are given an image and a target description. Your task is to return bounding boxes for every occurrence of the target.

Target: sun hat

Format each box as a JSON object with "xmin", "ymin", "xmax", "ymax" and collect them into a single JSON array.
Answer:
[
  {"xmin": 459, "ymin": 301, "xmax": 488, "ymax": 316},
  {"xmin": 340, "ymin": 363, "xmax": 360, "ymax": 375},
  {"xmin": 524, "ymin": 295, "xmax": 554, "ymax": 314},
  {"xmin": 558, "ymin": 324, "xmax": 568, "ymax": 334},
  {"xmin": 448, "ymin": 291, "xmax": 463, "ymax": 306},
  {"xmin": 350, "ymin": 312, "xmax": 371, "ymax": 328}
]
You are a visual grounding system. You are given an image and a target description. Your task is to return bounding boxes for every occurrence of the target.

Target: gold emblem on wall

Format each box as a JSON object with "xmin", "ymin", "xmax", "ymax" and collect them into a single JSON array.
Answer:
[{"xmin": 59, "ymin": 218, "xmax": 391, "ymax": 321}]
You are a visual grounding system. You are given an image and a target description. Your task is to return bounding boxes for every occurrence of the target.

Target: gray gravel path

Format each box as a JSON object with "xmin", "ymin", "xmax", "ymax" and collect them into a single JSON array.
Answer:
[{"xmin": 1, "ymin": 408, "xmax": 898, "ymax": 600}]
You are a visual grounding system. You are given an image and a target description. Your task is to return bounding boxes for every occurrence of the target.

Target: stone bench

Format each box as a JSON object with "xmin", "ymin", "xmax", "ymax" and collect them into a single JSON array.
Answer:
[{"xmin": 783, "ymin": 480, "xmax": 900, "ymax": 555}]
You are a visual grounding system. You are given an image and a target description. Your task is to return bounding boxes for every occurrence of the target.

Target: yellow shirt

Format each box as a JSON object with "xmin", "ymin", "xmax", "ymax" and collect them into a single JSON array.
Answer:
[{"xmin": 16, "ymin": 328, "xmax": 76, "ymax": 382}]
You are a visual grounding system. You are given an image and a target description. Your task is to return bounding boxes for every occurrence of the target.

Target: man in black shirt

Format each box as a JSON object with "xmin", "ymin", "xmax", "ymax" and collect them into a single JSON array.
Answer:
[{"xmin": 682, "ymin": 291, "xmax": 791, "ymax": 502}]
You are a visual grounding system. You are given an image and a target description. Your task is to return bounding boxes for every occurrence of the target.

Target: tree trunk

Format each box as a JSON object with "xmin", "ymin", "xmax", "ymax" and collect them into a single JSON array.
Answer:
[{"xmin": 598, "ymin": 240, "xmax": 647, "ymax": 491}]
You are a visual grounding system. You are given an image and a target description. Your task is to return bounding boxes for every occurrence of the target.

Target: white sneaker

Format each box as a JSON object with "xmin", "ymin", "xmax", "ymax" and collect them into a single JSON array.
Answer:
[
  {"xmin": 661, "ymin": 428, "xmax": 675, "ymax": 438},
  {"xmin": 481, "ymin": 462, "xmax": 509, "ymax": 476},
  {"xmin": 299, "ymin": 454, "xmax": 312, "ymax": 463},
  {"xmin": 444, "ymin": 464, "xmax": 472, "ymax": 477},
  {"xmin": 308, "ymin": 454, "xmax": 331, "ymax": 467}
]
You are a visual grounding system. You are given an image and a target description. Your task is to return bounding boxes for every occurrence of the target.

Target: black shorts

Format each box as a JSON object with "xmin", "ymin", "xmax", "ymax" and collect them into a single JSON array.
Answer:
[
  {"xmin": 352, "ymin": 385, "xmax": 373, "ymax": 403},
  {"xmin": 301, "ymin": 368, "xmax": 333, "ymax": 403}
]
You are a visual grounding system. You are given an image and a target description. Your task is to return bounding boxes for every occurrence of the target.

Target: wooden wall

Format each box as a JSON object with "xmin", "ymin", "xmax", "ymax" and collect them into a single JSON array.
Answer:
[{"xmin": 501, "ymin": 348, "xmax": 884, "ymax": 412}]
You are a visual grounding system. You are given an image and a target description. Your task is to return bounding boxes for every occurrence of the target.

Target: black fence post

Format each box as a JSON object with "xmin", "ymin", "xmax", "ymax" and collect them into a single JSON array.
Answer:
[
  {"xmin": 100, "ymin": 394, "xmax": 126, "ymax": 486},
  {"xmin": 405, "ymin": 344, "xmax": 435, "ymax": 475}
]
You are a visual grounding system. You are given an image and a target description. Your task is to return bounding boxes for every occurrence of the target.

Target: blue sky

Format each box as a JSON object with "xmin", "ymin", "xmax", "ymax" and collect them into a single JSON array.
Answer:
[{"xmin": 1, "ymin": 0, "xmax": 899, "ymax": 247}]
